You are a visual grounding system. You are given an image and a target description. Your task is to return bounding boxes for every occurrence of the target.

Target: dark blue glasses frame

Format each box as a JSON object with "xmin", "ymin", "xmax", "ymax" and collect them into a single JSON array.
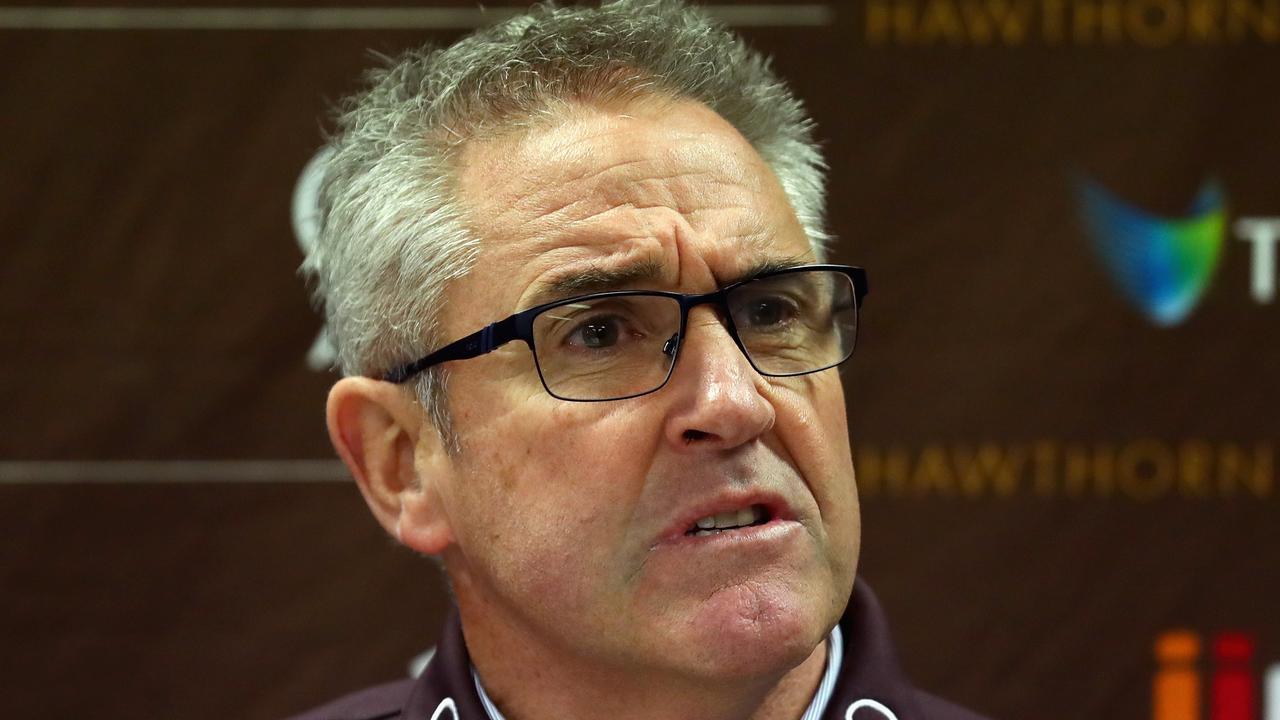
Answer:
[{"xmin": 382, "ymin": 263, "xmax": 869, "ymax": 399}]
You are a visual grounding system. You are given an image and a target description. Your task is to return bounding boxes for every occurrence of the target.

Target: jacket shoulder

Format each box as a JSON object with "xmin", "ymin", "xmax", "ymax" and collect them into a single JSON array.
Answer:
[
  {"xmin": 913, "ymin": 689, "xmax": 994, "ymax": 720},
  {"xmin": 285, "ymin": 678, "xmax": 416, "ymax": 720}
]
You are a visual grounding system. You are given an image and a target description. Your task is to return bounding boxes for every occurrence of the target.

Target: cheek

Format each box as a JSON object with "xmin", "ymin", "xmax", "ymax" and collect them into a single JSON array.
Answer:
[
  {"xmin": 772, "ymin": 374, "xmax": 852, "ymax": 472},
  {"xmin": 813, "ymin": 379, "xmax": 858, "ymax": 515},
  {"xmin": 447, "ymin": 395, "xmax": 661, "ymax": 605},
  {"xmin": 770, "ymin": 375, "xmax": 858, "ymax": 528}
]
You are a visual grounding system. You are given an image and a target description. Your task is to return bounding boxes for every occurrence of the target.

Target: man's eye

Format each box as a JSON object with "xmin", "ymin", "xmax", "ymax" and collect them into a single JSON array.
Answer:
[
  {"xmin": 567, "ymin": 316, "xmax": 623, "ymax": 348},
  {"xmin": 742, "ymin": 298, "xmax": 797, "ymax": 328}
]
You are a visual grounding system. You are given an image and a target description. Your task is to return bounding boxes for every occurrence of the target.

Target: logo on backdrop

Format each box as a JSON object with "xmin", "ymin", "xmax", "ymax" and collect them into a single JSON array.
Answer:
[
  {"xmin": 863, "ymin": 0, "xmax": 1280, "ymax": 46},
  {"xmin": 1153, "ymin": 630, "xmax": 1280, "ymax": 720},
  {"xmin": 1073, "ymin": 177, "xmax": 1280, "ymax": 326},
  {"xmin": 856, "ymin": 440, "xmax": 1275, "ymax": 500},
  {"xmin": 1075, "ymin": 177, "xmax": 1226, "ymax": 326}
]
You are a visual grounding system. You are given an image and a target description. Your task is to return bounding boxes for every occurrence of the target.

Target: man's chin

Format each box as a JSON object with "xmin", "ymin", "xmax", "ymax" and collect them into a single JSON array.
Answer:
[{"xmin": 667, "ymin": 583, "xmax": 831, "ymax": 680}]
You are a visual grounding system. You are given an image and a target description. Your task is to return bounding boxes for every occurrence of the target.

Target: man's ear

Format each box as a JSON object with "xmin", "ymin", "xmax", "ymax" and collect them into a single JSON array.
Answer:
[{"xmin": 326, "ymin": 376, "xmax": 454, "ymax": 555}]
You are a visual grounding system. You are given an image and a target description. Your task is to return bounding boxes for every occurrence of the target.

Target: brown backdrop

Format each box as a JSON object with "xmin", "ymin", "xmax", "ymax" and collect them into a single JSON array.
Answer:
[{"xmin": 2, "ymin": 1, "xmax": 1278, "ymax": 718}]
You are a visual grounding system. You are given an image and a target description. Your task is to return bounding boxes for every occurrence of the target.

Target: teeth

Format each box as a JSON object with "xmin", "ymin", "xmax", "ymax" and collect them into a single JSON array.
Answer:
[
  {"xmin": 712, "ymin": 510, "xmax": 740, "ymax": 528},
  {"xmin": 690, "ymin": 505, "xmax": 766, "ymax": 534}
]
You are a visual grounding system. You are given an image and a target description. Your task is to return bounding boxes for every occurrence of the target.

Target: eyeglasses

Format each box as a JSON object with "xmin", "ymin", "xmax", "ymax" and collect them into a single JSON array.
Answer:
[{"xmin": 382, "ymin": 264, "xmax": 869, "ymax": 402}]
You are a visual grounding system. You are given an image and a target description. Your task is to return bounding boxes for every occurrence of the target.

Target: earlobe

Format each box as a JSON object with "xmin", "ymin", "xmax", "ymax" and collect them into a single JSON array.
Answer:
[{"xmin": 326, "ymin": 377, "xmax": 455, "ymax": 555}]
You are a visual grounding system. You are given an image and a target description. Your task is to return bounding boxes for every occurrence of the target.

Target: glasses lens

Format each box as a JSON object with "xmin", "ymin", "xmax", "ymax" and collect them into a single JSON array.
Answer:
[
  {"xmin": 531, "ymin": 294, "xmax": 682, "ymax": 401},
  {"xmin": 727, "ymin": 270, "xmax": 858, "ymax": 376}
]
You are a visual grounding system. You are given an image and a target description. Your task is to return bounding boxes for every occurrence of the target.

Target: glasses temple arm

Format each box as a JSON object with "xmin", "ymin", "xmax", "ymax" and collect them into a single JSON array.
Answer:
[{"xmin": 382, "ymin": 315, "xmax": 522, "ymax": 383}]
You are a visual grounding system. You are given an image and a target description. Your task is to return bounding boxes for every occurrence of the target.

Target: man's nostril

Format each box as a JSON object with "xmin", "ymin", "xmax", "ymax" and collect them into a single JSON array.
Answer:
[{"xmin": 682, "ymin": 429, "xmax": 709, "ymax": 444}]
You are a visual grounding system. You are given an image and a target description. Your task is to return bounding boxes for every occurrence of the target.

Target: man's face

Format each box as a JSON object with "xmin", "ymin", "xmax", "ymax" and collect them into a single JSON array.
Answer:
[{"xmin": 427, "ymin": 97, "xmax": 859, "ymax": 681}]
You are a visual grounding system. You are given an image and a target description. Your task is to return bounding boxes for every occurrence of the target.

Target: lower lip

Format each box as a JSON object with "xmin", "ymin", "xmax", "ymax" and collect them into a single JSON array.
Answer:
[{"xmin": 656, "ymin": 518, "xmax": 803, "ymax": 552}]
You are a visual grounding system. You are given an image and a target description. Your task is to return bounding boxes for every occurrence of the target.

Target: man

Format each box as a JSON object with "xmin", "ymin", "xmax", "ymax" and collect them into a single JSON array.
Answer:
[{"xmin": 294, "ymin": 1, "xmax": 989, "ymax": 718}]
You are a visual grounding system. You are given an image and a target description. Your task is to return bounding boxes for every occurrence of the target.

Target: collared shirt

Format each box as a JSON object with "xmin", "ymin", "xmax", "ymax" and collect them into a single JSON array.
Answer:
[{"xmin": 289, "ymin": 581, "xmax": 992, "ymax": 720}]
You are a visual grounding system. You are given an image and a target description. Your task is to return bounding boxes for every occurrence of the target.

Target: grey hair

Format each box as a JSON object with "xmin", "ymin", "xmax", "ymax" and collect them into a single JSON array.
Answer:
[{"xmin": 302, "ymin": 0, "xmax": 830, "ymax": 444}]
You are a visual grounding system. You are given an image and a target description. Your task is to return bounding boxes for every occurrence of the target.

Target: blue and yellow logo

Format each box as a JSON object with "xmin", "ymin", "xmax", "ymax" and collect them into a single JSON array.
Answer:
[{"xmin": 1075, "ymin": 177, "xmax": 1226, "ymax": 326}]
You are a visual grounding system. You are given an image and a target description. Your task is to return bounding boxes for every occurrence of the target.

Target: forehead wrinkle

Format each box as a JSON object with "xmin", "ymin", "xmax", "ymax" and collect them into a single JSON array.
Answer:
[
  {"xmin": 538, "ymin": 161, "xmax": 747, "ymax": 225},
  {"xmin": 499, "ymin": 176, "xmax": 746, "ymax": 259},
  {"xmin": 608, "ymin": 171, "xmax": 751, "ymax": 215},
  {"xmin": 464, "ymin": 119, "xmax": 770, "ymax": 250},
  {"xmin": 514, "ymin": 128, "xmax": 756, "ymax": 215},
  {"xmin": 482, "ymin": 162, "xmax": 666, "ymax": 241}
]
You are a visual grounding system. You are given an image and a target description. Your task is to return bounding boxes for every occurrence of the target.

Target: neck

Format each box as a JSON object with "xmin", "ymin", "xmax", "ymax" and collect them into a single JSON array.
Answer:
[
  {"xmin": 454, "ymin": 587, "xmax": 830, "ymax": 720},
  {"xmin": 470, "ymin": 629, "xmax": 828, "ymax": 720}
]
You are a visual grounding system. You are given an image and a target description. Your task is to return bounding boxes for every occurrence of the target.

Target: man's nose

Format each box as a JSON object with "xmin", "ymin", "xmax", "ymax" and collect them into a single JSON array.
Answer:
[{"xmin": 660, "ymin": 306, "xmax": 775, "ymax": 450}]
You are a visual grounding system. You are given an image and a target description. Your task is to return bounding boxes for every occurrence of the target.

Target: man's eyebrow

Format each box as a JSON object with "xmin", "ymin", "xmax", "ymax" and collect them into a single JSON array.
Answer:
[
  {"xmin": 525, "ymin": 254, "xmax": 813, "ymax": 308},
  {"xmin": 732, "ymin": 254, "xmax": 813, "ymax": 284},
  {"xmin": 526, "ymin": 258, "xmax": 668, "ymax": 307}
]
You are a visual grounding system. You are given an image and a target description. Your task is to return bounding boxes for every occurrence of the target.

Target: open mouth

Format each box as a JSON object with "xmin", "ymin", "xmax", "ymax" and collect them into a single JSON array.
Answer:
[{"xmin": 684, "ymin": 503, "xmax": 772, "ymax": 537}]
